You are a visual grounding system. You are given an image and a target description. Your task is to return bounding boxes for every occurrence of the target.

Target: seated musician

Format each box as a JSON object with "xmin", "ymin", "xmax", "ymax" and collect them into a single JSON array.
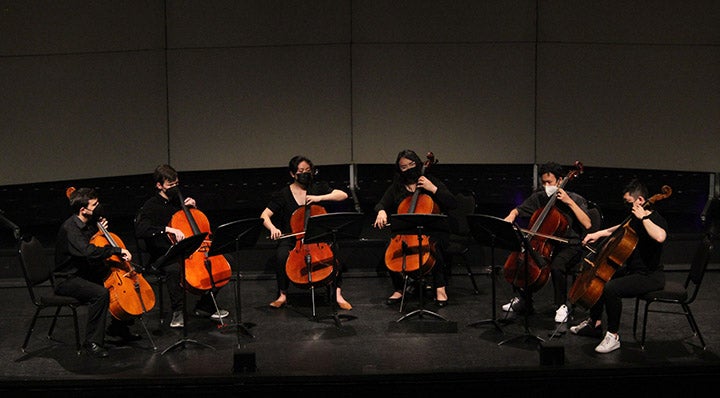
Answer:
[
  {"xmin": 372, "ymin": 149, "xmax": 457, "ymax": 307},
  {"xmin": 570, "ymin": 179, "xmax": 667, "ymax": 353},
  {"xmin": 501, "ymin": 162, "xmax": 592, "ymax": 324},
  {"xmin": 260, "ymin": 155, "xmax": 352, "ymax": 310},
  {"xmin": 134, "ymin": 164, "xmax": 229, "ymax": 329},
  {"xmin": 55, "ymin": 187, "xmax": 141, "ymax": 358}
]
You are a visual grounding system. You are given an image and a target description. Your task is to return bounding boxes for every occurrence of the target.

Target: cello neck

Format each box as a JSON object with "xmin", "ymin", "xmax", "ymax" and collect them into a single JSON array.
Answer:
[
  {"xmin": 408, "ymin": 184, "xmax": 422, "ymax": 213},
  {"xmin": 177, "ymin": 189, "xmax": 202, "ymax": 236},
  {"xmin": 530, "ymin": 161, "xmax": 583, "ymax": 233},
  {"xmin": 407, "ymin": 155, "xmax": 432, "ymax": 213},
  {"xmin": 96, "ymin": 222, "xmax": 119, "ymax": 248}
]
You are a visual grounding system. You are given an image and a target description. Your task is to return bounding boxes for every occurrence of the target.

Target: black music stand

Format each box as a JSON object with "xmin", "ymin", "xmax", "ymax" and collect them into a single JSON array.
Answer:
[
  {"xmin": 159, "ymin": 233, "xmax": 216, "ymax": 355},
  {"xmin": 389, "ymin": 213, "xmax": 450, "ymax": 322},
  {"xmin": 303, "ymin": 212, "xmax": 364, "ymax": 327},
  {"xmin": 207, "ymin": 218, "xmax": 263, "ymax": 341},
  {"xmin": 494, "ymin": 222, "xmax": 545, "ymax": 347},
  {"xmin": 465, "ymin": 214, "xmax": 517, "ymax": 333}
]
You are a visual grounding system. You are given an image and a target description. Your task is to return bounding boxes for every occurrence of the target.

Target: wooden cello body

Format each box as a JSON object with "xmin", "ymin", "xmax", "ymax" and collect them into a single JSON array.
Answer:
[
  {"xmin": 168, "ymin": 190, "xmax": 232, "ymax": 294},
  {"xmin": 569, "ymin": 185, "xmax": 672, "ymax": 309},
  {"xmin": 502, "ymin": 161, "xmax": 583, "ymax": 292},
  {"xmin": 285, "ymin": 204, "xmax": 336, "ymax": 288},
  {"xmin": 91, "ymin": 223, "xmax": 156, "ymax": 320},
  {"xmin": 384, "ymin": 152, "xmax": 439, "ymax": 275}
]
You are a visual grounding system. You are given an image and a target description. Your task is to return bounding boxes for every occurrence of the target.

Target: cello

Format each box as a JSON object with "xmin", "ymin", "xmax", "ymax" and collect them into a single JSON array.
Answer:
[
  {"xmin": 285, "ymin": 203, "xmax": 336, "ymax": 288},
  {"xmin": 569, "ymin": 185, "xmax": 672, "ymax": 309},
  {"xmin": 384, "ymin": 152, "xmax": 440, "ymax": 275},
  {"xmin": 503, "ymin": 161, "xmax": 584, "ymax": 292},
  {"xmin": 93, "ymin": 221, "xmax": 157, "ymax": 320},
  {"xmin": 168, "ymin": 189, "xmax": 232, "ymax": 294},
  {"xmin": 64, "ymin": 187, "xmax": 156, "ymax": 320}
]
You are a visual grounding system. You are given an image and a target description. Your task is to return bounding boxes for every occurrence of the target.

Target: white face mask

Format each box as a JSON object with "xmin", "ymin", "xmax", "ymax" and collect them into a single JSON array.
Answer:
[{"xmin": 544, "ymin": 185, "xmax": 558, "ymax": 197}]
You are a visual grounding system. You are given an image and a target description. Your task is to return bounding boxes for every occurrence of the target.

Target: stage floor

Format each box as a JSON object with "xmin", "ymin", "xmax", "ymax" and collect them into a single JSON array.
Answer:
[{"xmin": 1, "ymin": 267, "xmax": 719, "ymax": 397}]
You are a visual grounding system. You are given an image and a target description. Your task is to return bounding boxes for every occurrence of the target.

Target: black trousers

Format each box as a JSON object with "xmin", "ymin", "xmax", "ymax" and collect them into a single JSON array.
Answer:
[{"xmin": 54, "ymin": 275, "xmax": 128, "ymax": 346}]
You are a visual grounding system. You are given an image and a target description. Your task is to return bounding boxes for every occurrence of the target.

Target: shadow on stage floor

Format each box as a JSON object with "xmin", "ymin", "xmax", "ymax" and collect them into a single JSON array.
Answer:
[{"xmin": 1, "ymin": 268, "xmax": 719, "ymax": 397}]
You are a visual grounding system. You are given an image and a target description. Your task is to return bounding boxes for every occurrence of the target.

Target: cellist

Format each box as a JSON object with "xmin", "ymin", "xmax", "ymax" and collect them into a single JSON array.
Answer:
[
  {"xmin": 134, "ymin": 164, "xmax": 229, "ymax": 329},
  {"xmin": 55, "ymin": 187, "xmax": 140, "ymax": 358},
  {"xmin": 570, "ymin": 179, "xmax": 667, "ymax": 354},
  {"xmin": 260, "ymin": 155, "xmax": 352, "ymax": 310},
  {"xmin": 373, "ymin": 149, "xmax": 457, "ymax": 307},
  {"xmin": 501, "ymin": 162, "xmax": 592, "ymax": 324}
]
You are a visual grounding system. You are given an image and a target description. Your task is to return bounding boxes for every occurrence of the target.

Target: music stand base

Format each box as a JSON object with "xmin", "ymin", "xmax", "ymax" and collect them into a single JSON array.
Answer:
[
  {"xmin": 310, "ymin": 285, "xmax": 357, "ymax": 328},
  {"xmin": 219, "ymin": 321, "xmax": 256, "ymax": 339},
  {"xmin": 314, "ymin": 312, "xmax": 357, "ymax": 328},
  {"xmin": 498, "ymin": 330, "xmax": 545, "ymax": 346},
  {"xmin": 397, "ymin": 308, "xmax": 448, "ymax": 322},
  {"xmin": 468, "ymin": 318, "xmax": 504, "ymax": 333},
  {"xmin": 161, "ymin": 338, "xmax": 217, "ymax": 355}
]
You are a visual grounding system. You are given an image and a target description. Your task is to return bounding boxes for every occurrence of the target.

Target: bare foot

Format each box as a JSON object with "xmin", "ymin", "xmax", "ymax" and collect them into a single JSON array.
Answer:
[
  {"xmin": 269, "ymin": 292, "xmax": 287, "ymax": 308},
  {"xmin": 436, "ymin": 286, "xmax": 447, "ymax": 301},
  {"xmin": 336, "ymin": 288, "xmax": 352, "ymax": 310}
]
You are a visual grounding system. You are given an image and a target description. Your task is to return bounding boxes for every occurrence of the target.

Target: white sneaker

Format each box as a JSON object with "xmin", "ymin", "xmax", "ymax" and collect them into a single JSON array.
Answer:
[
  {"xmin": 502, "ymin": 297, "xmax": 521, "ymax": 312},
  {"xmin": 554, "ymin": 304, "xmax": 569, "ymax": 323},
  {"xmin": 209, "ymin": 309, "xmax": 230, "ymax": 320},
  {"xmin": 570, "ymin": 318, "xmax": 591, "ymax": 334},
  {"xmin": 194, "ymin": 307, "xmax": 230, "ymax": 320},
  {"xmin": 595, "ymin": 332, "xmax": 621, "ymax": 353},
  {"xmin": 170, "ymin": 311, "xmax": 184, "ymax": 328}
]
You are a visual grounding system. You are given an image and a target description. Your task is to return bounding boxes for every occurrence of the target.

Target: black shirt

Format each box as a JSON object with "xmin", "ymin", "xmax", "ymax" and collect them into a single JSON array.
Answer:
[
  {"xmin": 134, "ymin": 192, "xmax": 182, "ymax": 261},
  {"xmin": 624, "ymin": 211, "xmax": 668, "ymax": 274},
  {"xmin": 373, "ymin": 173, "xmax": 457, "ymax": 215},
  {"xmin": 266, "ymin": 181, "xmax": 337, "ymax": 234},
  {"xmin": 54, "ymin": 215, "xmax": 120, "ymax": 280},
  {"xmin": 514, "ymin": 189, "xmax": 589, "ymax": 241}
]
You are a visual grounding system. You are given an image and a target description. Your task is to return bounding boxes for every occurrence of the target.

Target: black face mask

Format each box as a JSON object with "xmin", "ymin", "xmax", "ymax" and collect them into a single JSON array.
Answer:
[
  {"xmin": 296, "ymin": 172, "xmax": 313, "ymax": 187},
  {"xmin": 165, "ymin": 186, "xmax": 180, "ymax": 200},
  {"xmin": 401, "ymin": 167, "xmax": 422, "ymax": 183},
  {"xmin": 89, "ymin": 203, "xmax": 105, "ymax": 221},
  {"xmin": 624, "ymin": 201, "xmax": 635, "ymax": 212}
]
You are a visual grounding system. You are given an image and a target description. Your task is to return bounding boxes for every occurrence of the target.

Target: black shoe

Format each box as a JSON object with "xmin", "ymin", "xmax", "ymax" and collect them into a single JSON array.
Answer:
[
  {"xmin": 84, "ymin": 342, "xmax": 109, "ymax": 358},
  {"xmin": 435, "ymin": 299, "xmax": 448, "ymax": 308},
  {"xmin": 106, "ymin": 326, "xmax": 142, "ymax": 342},
  {"xmin": 386, "ymin": 296, "xmax": 402, "ymax": 305}
]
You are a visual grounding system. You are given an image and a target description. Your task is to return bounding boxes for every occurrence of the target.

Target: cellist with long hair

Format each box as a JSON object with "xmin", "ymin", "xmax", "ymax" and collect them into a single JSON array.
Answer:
[
  {"xmin": 373, "ymin": 149, "xmax": 457, "ymax": 307},
  {"xmin": 260, "ymin": 155, "xmax": 352, "ymax": 310},
  {"xmin": 55, "ymin": 187, "xmax": 141, "ymax": 358}
]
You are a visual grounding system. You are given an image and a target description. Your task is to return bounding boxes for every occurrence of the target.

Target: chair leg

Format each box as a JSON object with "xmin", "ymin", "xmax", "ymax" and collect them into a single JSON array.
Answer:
[
  {"xmin": 47, "ymin": 306, "xmax": 62, "ymax": 338},
  {"xmin": 641, "ymin": 301, "xmax": 652, "ymax": 350},
  {"xmin": 22, "ymin": 309, "xmax": 42, "ymax": 352},
  {"xmin": 71, "ymin": 307, "xmax": 82, "ymax": 355},
  {"xmin": 683, "ymin": 304, "xmax": 706, "ymax": 349},
  {"xmin": 632, "ymin": 297, "xmax": 640, "ymax": 340}
]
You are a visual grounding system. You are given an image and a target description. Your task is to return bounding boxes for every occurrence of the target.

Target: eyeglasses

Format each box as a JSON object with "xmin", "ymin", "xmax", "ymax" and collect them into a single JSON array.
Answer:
[{"xmin": 398, "ymin": 161, "xmax": 416, "ymax": 171}]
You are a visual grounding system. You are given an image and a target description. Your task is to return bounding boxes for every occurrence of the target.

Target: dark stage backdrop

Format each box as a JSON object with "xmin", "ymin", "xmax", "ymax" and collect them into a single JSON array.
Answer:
[{"xmin": 1, "ymin": 1, "xmax": 718, "ymax": 187}]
